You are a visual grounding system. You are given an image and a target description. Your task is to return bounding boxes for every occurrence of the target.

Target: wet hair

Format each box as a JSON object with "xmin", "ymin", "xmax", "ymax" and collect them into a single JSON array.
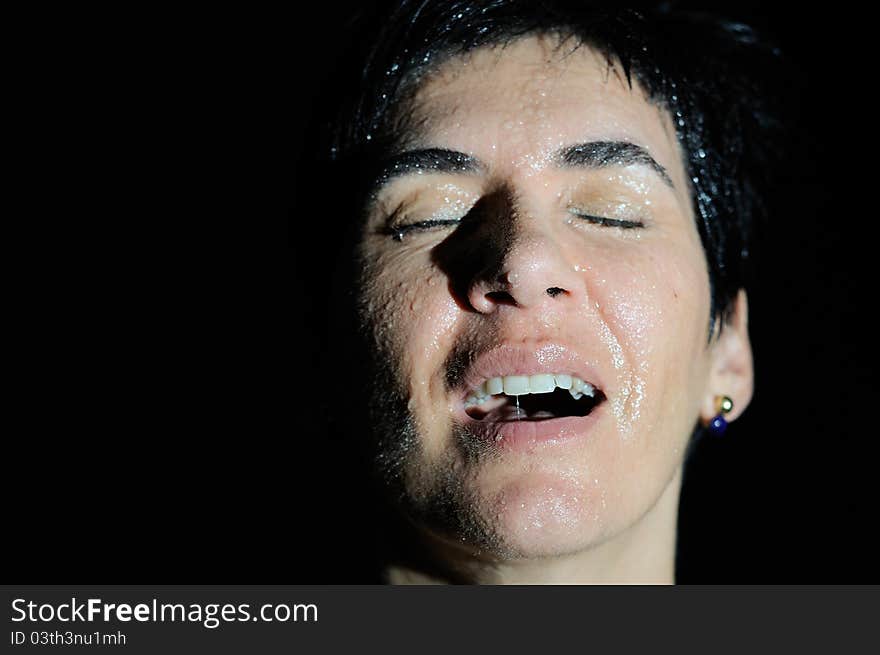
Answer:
[{"xmin": 324, "ymin": 1, "xmax": 786, "ymax": 333}]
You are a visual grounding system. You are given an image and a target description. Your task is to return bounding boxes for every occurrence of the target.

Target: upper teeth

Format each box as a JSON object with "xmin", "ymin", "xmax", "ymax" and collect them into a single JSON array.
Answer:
[{"xmin": 464, "ymin": 374, "xmax": 596, "ymax": 407}]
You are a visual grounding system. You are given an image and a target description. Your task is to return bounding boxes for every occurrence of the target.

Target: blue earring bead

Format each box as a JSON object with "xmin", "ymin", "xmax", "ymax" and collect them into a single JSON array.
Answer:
[{"xmin": 709, "ymin": 414, "xmax": 728, "ymax": 436}]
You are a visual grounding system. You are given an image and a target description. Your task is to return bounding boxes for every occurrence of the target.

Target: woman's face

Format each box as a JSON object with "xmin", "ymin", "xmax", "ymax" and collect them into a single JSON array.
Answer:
[{"xmin": 357, "ymin": 35, "xmax": 743, "ymax": 559}]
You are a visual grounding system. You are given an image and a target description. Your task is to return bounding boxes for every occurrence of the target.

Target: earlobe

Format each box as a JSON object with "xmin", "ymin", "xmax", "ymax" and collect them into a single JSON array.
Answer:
[{"xmin": 702, "ymin": 289, "xmax": 754, "ymax": 425}]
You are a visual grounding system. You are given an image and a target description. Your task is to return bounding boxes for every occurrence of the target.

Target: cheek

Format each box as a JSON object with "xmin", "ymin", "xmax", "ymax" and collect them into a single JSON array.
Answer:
[
  {"xmin": 360, "ymin": 248, "xmax": 459, "ymax": 390},
  {"xmin": 602, "ymin": 245, "xmax": 709, "ymax": 364},
  {"xmin": 581, "ymin": 239, "xmax": 711, "ymax": 435}
]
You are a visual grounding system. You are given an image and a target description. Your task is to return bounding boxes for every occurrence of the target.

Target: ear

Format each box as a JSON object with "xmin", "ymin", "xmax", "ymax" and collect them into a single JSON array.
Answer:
[{"xmin": 701, "ymin": 289, "xmax": 754, "ymax": 425}]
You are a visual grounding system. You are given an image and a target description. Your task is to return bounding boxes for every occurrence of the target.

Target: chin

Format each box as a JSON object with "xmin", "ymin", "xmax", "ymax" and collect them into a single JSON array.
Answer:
[{"xmin": 476, "ymin": 472, "xmax": 614, "ymax": 559}]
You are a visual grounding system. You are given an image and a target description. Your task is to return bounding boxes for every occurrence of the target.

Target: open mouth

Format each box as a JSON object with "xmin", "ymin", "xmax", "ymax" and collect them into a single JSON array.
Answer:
[{"xmin": 463, "ymin": 374, "xmax": 606, "ymax": 422}]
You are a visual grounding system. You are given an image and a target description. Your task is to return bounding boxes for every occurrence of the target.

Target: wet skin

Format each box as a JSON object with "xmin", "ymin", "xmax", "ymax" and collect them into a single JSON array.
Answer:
[{"xmin": 357, "ymin": 34, "xmax": 753, "ymax": 580}]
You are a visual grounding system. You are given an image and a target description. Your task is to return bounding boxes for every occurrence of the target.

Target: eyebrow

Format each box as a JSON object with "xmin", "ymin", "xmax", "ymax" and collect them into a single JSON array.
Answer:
[
  {"xmin": 371, "ymin": 140, "xmax": 674, "ymax": 194},
  {"xmin": 374, "ymin": 148, "xmax": 483, "ymax": 187},
  {"xmin": 558, "ymin": 141, "xmax": 674, "ymax": 188}
]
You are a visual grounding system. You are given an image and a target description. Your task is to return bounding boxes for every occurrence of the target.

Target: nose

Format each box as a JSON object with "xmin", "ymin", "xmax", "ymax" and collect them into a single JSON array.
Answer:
[{"xmin": 467, "ymin": 226, "xmax": 581, "ymax": 314}]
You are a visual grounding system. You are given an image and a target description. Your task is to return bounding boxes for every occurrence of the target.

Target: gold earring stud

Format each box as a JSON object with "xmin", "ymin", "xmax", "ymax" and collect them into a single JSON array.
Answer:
[{"xmin": 716, "ymin": 395, "xmax": 734, "ymax": 415}]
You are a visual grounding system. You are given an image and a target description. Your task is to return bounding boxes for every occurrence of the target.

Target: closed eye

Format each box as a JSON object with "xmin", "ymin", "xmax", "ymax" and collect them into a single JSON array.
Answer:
[
  {"xmin": 381, "ymin": 209, "xmax": 643, "ymax": 241},
  {"xmin": 381, "ymin": 219, "xmax": 460, "ymax": 241},
  {"xmin": 570, "ymin": 211, "xmax": 644, "ymax": 229}
]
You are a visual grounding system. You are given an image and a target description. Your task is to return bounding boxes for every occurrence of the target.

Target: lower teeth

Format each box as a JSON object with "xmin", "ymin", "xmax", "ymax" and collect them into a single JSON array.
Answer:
[
  {"xmin": 483, "ymin": 405, "xmax": 556, "ymax": 422},
  {"xmin": 501, "ymin": 405, "xmax": 528, "ymax": 421},
  {"xmin": 465, "ymin": 388, "xmax": 603, "ymax": 421}
]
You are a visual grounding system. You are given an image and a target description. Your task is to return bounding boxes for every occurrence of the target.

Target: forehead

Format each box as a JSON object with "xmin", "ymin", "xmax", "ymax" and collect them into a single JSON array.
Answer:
[{"xmin": 400, "ymin": 34, "xmax": 685, "ymax": 188}]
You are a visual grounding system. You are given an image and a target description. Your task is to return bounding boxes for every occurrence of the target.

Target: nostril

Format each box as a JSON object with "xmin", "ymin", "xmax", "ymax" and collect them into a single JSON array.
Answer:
[
  {"xmin": 546, "ymin": 287, "xmax": 568, "ymax": 298},
  {"xmin": 485, "ymin": 290, "xmax": 517, "ymax": 306}
]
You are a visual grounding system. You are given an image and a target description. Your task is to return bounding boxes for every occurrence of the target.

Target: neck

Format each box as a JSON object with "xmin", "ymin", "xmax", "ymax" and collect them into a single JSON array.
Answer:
[{"xmin": 386, "ymin": 466, "xmax": 682, "ymax": 585}]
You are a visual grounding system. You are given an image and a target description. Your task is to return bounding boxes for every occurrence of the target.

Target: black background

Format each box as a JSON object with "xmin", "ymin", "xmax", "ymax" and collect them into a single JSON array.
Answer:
[{"xmin": 9, "ymin": 4, "xmax": 876, "ymax": 584}]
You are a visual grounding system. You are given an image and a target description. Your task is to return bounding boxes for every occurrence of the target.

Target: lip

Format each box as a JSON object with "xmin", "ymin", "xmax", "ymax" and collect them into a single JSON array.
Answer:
[
  {"xmin": 459, "ymin": 404, "xmax": 606, "ymax": 451},
  {"xmin": 451, "ymin": 342, "xmax": 608, "ymax": 451}
]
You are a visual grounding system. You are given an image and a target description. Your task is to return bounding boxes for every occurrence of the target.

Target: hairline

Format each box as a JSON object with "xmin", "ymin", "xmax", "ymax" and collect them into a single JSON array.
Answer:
[{"xmin": 380, "ymin": 30, "xmax": 674, "ymax": 159}]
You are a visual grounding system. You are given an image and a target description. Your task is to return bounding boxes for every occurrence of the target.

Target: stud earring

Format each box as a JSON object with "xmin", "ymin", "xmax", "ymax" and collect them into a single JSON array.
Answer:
[{"xmin": 708, "ymin": 395, "xmax": 734, "ymax": 436}]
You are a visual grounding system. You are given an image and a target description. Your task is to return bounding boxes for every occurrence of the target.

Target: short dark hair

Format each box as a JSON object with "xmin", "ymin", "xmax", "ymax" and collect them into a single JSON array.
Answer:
[{"xmin": 326, "ymin": 1, "xmax": 785, "ymax": 334}]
